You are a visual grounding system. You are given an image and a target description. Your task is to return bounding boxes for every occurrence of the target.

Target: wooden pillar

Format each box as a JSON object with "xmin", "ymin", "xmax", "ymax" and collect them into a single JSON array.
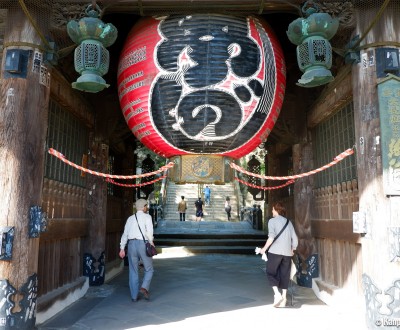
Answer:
[
  {"xmin": 266, "ymin": 144, "xmax": 279, "ymax": 216},
  {"xmin": 292, "ymin": 143, "xmax": 317, "ymax": 262},
  {"xmin": 0, "ymin": 5, "xmax": 50, "ymax": 328},
  {"xmin": 121, "ymin": 145, "xmax": 135, "ymax": 221},
  {"xmin": 84, "ymin": 135, "xmax": 109, "ymax": 286},
  {"xmin": 352, "ymin": 4, "xmax": 400, "ymax": 327}
]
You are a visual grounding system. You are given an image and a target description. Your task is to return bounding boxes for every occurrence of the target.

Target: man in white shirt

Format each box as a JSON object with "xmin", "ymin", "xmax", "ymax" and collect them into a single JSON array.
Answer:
[{"xmin": 119, "ymin": 199, "xmax": 155, "ymax": 301}]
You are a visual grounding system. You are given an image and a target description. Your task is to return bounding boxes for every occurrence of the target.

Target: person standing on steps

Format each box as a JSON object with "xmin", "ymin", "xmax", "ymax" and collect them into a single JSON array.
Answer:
[
  {"xmin": 119, "ymin": 199, "xmax": 155, "ymax": 302},
  {"xmin": 203, "ymin": 185, "xmax": 211, "ymax": 206},
  {"xmin": 224, "ymin": 196, "xmax": 232, "ymax": 221},
  {"xmin": 178, "ymin": 195, "xmax": 187, "ymax": 221},
  {"xmin": 194, "ymin": 197, "xmax": 204, "ymax": 221},
  {"xmin": 259, "ymin": 201, "xmax": 298, "ymax": 308}
]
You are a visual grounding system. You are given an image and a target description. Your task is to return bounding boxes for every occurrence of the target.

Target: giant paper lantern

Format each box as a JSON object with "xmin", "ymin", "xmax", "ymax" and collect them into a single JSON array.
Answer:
[{"xmin": 118, "ymin": 14, "xmax": 285, "ymax": 159}]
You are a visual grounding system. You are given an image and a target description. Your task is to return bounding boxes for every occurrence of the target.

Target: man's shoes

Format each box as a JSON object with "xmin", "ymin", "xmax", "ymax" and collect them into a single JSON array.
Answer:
[
  {"xmin": 132, "ymin": 298, "xmax": 138, "ymax": 302},
  {"xmin": 140, "ymin": 287, "xmax": 150, "ymax": 300}
]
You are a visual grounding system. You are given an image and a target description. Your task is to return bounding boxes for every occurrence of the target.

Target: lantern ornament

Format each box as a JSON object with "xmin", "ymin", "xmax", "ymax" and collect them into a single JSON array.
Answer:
[
  {"xmin": 67, "ymin": 4, "xmax": 117, "ymax": 93},
  {"xmin": 118, "ymin": 14, "xmax": 285, "ymax": 183},
  {"xmin": 118, "ymin": 14, "xmax": 285, "ymax": 160},
  {"xmin": 287, "ymin": 1, "xmax": 339, "ymax": 88}
]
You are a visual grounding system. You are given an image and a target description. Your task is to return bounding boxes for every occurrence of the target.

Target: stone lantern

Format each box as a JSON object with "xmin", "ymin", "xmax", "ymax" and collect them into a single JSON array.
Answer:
[
  {"xmin": 287, "ymin": 1, "xmax": 339, "ymax": 88},
  {"xmin": 67, "ymin": 4, "xmax": 117, "ymax": 93}
]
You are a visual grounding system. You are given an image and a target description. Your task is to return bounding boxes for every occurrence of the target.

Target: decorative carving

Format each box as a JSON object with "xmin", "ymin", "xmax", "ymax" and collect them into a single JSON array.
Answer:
[
  {"xmin": 312, "ymin": 181, "xmax": 359, "ymax": 221},
  {"xmin": 363, "ymin": 274, "xmax": 400, "ymax": 329},
  {"xmin": 42, "ymin": 179, "xmax": 87, "ymax": 219},
  {"xmin": 388, "ymin": 227, "xmax": 400, "ymax": 262},
  {"xmin": 293, "ymin": 253, "xmax": 319, "ymax": 288},
  {"xmin": 172, "ymin": 155, "xmax": 225, "ymax": 183},
  {"xmin": 51, "ymin": 3, "xmax": 87, "ymax": 29},
  {"xmin": 0, "ymin": 279, "xmax": 16, "ymax": 327},
  {"xmin": 0, "ymin": 226, "xmax": 14, "ymax": 260},
  {"xmin": 0, "ymin": 274, "xmax": 38, "ymax": 329},
  {"xmin": 29, "ymin": 206, "xmax": 47, "ymax": 238},
  {"xmin": 192, "ymin": 156, "xmax": 213, "ymax": 178},
  {"xmin": 318, "ymin": 2, "xmax": 355, "ymax": 30},
  {"xmin": 83, "ymin": 252, "xmax": 105, "ymax": 286}
]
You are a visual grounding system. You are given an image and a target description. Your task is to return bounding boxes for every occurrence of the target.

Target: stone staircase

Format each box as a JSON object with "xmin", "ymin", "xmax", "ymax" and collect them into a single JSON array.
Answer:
[
  {"xmin": 155, "ymin": 233, "xmax": 266, "ymax": 255},
  {"xmin": 163, "ymin": 182, "xmax": 239, "ymax": 221},
  {"xmin": 154, "ymin": 220, "xmax": 266, "ymax": 255},
  {"xmin": 157, "ymin": 183, "xmax": 265, "ymax": 256}
]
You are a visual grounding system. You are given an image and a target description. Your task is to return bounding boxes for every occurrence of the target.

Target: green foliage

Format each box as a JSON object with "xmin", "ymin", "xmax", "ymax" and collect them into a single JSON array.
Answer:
[{"xmin": 134, "ymin": 142, "xmax": 166, "ymax": 169}]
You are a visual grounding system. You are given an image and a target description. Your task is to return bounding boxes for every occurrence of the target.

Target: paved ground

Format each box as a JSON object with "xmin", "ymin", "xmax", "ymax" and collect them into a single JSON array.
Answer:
[{"xmin": 38, "ymin": 220, "xmax": 368, "ymax": 330}]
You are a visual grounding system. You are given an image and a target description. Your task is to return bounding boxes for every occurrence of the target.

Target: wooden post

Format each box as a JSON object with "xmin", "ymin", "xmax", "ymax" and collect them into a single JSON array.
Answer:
[
  {"xmin": 352, "ymin": 4, "xmax": 400, "ymax": 327},
  {"xmin": 292, "ymin": 143, "xmax": 317, "ymax": 262},
  {"xmin": 0, "ymin": 5, "xmax": 50, "ymax": 328},
  {"xmin": 121, "ymin": 145, "xmax": 135, "ymax": 222},
  {"xmin": 84, "ymin": 136, "xmax": 109, "ymax": 286},
  {"xmin": 266, "ymin": 144, "xmax": 278, "ymax": 216}
]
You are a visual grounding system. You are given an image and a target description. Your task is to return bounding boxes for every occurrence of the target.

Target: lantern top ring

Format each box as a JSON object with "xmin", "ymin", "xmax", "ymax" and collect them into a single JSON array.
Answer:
[
  {"xmin": 302, "ymin": 1, "xmax": 320, "ymax": 17},
  {"xmin": 85, "ymin": 3, "xmax": 102, "ymax": 18}
]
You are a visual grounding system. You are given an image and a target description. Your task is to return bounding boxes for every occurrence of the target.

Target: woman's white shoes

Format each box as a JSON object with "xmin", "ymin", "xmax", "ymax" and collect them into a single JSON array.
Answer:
[
  {"xmin": 273, "ymin": 294, "xmax": 283, "ymax": 307},
  {"xmin": 273, "ymin": 295, "xmax": 287, "ymax": 308}
]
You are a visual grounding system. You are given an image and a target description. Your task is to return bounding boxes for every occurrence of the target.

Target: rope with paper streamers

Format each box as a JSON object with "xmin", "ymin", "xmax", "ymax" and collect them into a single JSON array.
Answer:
[
  {"xmin": 48, "ymin": 148, "xmax": 174, "ymax": 179},
  {"xmin": 235, "ymin": 177, "xmax": 295, "ymax": 190},
  {"xmin": 106, "ymin": 176, "xmax": 167, "ymax": 187},
  {"xmin": 230, "ymin": 148, "xmax": 354, "ymax": 181}
]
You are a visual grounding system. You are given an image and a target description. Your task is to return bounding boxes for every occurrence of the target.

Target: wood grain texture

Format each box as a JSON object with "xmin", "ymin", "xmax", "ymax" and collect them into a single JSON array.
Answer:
[{"xmin": 0, "ymin": 7, "xmax": 50, "ymax": 289}]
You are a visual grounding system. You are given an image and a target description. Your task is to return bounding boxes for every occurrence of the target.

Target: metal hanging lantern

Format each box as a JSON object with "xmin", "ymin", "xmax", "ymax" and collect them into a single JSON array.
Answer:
[
  {"xmin": 67, "ymin": 4, "xmax": 117, "ymax": 93},
  {"xmin": 287, "ymin": 1, "xmax": 339, "ymax": 88}
]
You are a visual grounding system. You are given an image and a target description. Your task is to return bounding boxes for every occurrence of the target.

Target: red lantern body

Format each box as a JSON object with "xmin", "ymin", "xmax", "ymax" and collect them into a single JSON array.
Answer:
[{"xmin": 118, "ymin": 15, "xmax": 285, "ymax": 159}]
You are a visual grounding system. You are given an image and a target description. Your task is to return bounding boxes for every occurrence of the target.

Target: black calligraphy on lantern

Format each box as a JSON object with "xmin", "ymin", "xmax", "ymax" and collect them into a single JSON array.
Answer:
[{"xmin": 150, "ymin": 15, "xmax": 275, "ymax": 154}]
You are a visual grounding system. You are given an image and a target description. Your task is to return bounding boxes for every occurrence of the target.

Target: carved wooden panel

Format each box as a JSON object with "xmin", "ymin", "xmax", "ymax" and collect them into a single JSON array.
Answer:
[
  {"xmin": 42, "ymin": 178, "xmax": 87, "ymax": 219},
  {"xmin": 312, "ymin": 179, "xmax": 358, "ymax": 221}
]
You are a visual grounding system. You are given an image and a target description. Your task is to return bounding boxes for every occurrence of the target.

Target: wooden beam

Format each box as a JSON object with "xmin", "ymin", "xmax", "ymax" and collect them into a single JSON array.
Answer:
[
  {"xmin": 50, "ymin": 69, "xmax": 94, "ymax": 128},
  {"xmin": 106, "ymin": 219, "xmax": 125, "ymax": 233},
  {"xmin": 307, "ymin": 67, "xmax": 353, "ymax": 128},
  {"xmin": 37, "ymin": 276, "xmax": 87, "ymax": 313},
  {"xmin": 40, "ymin": 219, "xmax": 89, "ymax": 241},
  {"xmin": 311, "ymin": 220, "xmax": 361, "ymax": 243},
  {"xmin": 43, "ymin": 0, "xmax": 303, "ymax": 15}
]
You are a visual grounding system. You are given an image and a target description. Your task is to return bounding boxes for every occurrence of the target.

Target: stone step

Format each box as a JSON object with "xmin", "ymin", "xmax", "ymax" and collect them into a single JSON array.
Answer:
[
  {"xmin": 155, "ymin": 231, "xmax": 266, "ymax": 255},
  {"xmin": 164, "ymin": 180, "xmax": 239, "ymax": 221},
  {"xmin": 164, "ymin": 207, "xmax": 237, "ymax": 217},
  {"xmin": 155, "ymin": 233, "xmax": 265, "ymax": 239},
  {"xmin": 157, "ymin": 246, "xmax": 261, "ymax": 255},
  {"xmin": 157, "ymin": 240, "xmax": 264, "ymax": 248},
  {"xmin": 153, "ymin": 220, "xmax": 266, "ymax": 255}
]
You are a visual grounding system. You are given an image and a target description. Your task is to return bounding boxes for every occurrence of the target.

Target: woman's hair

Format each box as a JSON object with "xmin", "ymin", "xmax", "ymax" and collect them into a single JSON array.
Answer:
[{"xmin": 273, "ymin": 202, "xmax": 286, "ymax": 216}]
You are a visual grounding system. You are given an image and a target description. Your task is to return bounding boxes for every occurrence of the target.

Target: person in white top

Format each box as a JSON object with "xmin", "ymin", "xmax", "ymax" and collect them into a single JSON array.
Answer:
[
  {"xmin": 224, "ymin": 196, "xmax": 231, "ymax": 221},
  {"xmin": 119, "ymin": 199, "xmax": 155, "ymax": 301},
  {"xmin": 260, "ymin": 202, "xmax": 298, "ymax": 308}
]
